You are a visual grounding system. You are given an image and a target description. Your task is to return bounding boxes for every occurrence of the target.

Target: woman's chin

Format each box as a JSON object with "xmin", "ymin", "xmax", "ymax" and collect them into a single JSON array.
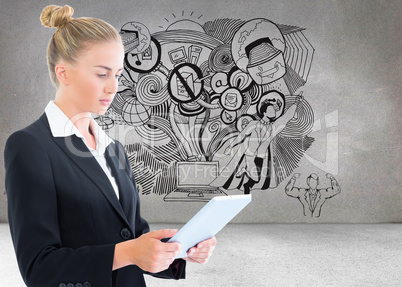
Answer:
[{"xmin": 93, "ymin": 108, "xmax": 107, "ymax": 116}]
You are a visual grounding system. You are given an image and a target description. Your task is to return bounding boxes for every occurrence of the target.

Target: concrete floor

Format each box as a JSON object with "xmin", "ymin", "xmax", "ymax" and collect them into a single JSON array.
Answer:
[{"xmin": 1, "ymin": 223, "xmax": 401, "ymax": 286}]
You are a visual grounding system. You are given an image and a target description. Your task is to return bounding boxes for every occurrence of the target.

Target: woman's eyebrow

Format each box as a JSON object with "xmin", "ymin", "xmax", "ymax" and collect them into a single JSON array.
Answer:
[{"xmin": 93, "ymin": 65, "xmax": 124, "ymax": 72}]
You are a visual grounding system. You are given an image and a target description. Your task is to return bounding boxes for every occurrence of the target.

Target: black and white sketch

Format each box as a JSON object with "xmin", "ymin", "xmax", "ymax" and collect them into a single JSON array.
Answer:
[
  {"xmin": 94, "ymin": 13, "xmax": 316, "ymax": 201},
  {"xmin": 285, "ymin": 173, "xmax": 341, "ymax": 217}
]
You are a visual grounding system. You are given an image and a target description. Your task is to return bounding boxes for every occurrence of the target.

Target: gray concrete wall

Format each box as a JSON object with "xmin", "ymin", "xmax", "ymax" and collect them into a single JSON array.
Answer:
[{"xmin": 1, "ymin": 0, "xmax": 401, "ymax": 223}]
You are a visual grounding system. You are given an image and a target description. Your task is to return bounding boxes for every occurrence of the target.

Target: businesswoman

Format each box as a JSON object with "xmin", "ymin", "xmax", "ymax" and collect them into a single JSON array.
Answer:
[{"xmin": 4, "ymin": 4, "xmax": 216, "ymax": 287}]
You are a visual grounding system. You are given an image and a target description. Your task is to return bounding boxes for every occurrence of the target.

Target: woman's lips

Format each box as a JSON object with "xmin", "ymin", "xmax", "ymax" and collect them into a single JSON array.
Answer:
[{"xmin": 99, "ymin": 99, "xmax": 112, "ymax": 106}]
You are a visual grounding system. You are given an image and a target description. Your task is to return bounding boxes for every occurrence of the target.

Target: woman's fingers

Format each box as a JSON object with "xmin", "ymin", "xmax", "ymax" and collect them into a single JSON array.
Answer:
[
  {"xmin": 197, "ymin": 236, "xmax": 217, "ymax": 248},
  {"xmin": 129, "ymin": 230, "xmax": 182, "ymax": 273},
  {"xmin": 185, "ymin": 236, "xmax": 217, "ymax": 264}
]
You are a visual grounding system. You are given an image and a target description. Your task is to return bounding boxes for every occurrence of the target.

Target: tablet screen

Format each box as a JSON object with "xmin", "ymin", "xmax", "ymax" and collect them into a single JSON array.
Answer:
[{"xmin": 168, "ymin": 194, "xmax": 252, "ymax": 258}]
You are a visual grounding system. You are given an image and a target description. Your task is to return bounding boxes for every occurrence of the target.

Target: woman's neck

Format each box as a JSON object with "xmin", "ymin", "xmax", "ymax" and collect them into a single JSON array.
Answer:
[{"xmin": 54, "ymin": 93, "xmax": 92, "ymax": 137}]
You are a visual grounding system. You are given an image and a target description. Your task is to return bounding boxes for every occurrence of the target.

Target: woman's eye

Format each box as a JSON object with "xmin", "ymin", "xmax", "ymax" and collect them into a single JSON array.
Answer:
[
  {"xmin": 115, "ymin": 74, "xmax": 121, "ymax": 79},
  {"xmin": 98, "ymin": 74, "xmax": 107, "ymax": 78}
]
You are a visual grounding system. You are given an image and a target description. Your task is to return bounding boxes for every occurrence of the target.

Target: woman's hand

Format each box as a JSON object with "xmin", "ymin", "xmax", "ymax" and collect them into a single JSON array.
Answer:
[
  {"xmin": 183, "ymin": 236, "xmax": 217, "ymax": 264},
  {"xmin": 113, "ymin": 229, "xmax": 182, "ymax": 273}
]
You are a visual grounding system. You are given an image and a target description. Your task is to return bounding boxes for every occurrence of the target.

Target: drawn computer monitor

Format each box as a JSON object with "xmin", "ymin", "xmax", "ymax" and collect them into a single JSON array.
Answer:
[
  {"xmin": 176, "ymin": 161, "xmax": 218, "ymax": 189},
  {"xmin": 164, "ymin": 161, "xmax": 226, "ymax": 202},
  {"xmin": 168, "ymin": 46, "xmax": 187, "ymax": 65}
]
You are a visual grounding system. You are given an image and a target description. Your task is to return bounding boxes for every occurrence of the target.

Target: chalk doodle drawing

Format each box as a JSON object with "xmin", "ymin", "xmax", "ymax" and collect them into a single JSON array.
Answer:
[
  {"xmin": 94, "ymin": 13, "xmax": 316, "ymax": 202},
  {"xmin": 285, "ymin": 173, "xmax": 341, "ymax": 217}
]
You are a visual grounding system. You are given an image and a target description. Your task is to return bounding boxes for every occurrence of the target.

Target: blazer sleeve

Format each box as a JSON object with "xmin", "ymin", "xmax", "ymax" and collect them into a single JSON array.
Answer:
[
  {"xmin": 4, "ymin": 130, "xmax": 116, "ymax": 287},
  {"xmin": 116, "ymin": 140, "xmax": 186, "ymax": 280}
]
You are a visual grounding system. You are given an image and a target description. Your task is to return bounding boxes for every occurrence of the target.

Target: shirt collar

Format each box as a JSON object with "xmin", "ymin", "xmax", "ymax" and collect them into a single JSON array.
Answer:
[{"xmin": 44, "ymin": 100, "xmax": 114, "ymax": 155}]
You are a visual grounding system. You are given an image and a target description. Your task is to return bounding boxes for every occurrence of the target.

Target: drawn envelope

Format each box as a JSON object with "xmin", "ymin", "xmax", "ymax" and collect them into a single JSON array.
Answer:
[{"xmin": 225, "ymin": 93, "xmax": 238, "ymax": 108}]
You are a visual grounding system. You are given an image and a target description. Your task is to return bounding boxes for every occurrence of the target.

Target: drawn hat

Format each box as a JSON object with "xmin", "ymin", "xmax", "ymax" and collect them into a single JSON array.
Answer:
[{"xmin": 246, "ymin": 37, "xmax": 281, "ymax": 68}]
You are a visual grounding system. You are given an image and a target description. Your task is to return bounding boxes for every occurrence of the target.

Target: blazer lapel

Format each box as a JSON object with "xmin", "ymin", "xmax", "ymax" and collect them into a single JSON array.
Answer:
[
  {"xmin": 39, "ymin": 113, "xmax": 130, "ymax": 226},
  {"xmin": 104, "ymin": 143, "xmax": 133, "ymax": 220}
]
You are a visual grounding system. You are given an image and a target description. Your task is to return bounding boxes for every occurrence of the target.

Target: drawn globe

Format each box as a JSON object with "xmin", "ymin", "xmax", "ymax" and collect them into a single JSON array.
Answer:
[
  {"xmin": 94, "ymin": 115, "xmax": 114, "ymax": 130},
  {"xmin": 120, "ymin": 21, "xmax": 151, "ymax": 54},
  {"xmin": 121, "ymin": 97, "xmax": 150, "ymax": 127},
  {"xmin": 231, "ymin": 18, "xmax": 285, "ymax": 72}
]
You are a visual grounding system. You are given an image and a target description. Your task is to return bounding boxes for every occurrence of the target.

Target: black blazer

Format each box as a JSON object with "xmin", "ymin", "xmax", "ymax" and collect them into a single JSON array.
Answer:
[{"xmin": 4, "ymin": 113, "xmax": 185, "ymax": 287}]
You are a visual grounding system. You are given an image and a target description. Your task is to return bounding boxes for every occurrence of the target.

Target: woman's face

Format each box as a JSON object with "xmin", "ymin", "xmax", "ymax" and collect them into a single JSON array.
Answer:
[{"xmin": 66, "ymin": 40, "xmax": 125, "ymax": 115}]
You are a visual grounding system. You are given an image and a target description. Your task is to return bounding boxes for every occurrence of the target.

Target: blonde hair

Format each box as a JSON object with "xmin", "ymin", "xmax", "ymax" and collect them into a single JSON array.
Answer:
[{"xmin": 40, "ymin": 5, "xmax": 121, "ymax": 87}]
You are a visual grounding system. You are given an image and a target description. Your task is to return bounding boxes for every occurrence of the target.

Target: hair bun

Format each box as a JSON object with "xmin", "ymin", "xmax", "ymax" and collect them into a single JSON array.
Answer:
[{"xmin": 40, "ymin": 5, "xmax": 74, "ymax": 29}]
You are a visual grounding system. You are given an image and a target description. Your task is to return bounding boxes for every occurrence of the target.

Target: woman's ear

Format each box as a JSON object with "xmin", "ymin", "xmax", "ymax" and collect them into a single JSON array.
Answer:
[{"xmin": 55, "ymin": 62, "xmax": 72, "ymax": 86}]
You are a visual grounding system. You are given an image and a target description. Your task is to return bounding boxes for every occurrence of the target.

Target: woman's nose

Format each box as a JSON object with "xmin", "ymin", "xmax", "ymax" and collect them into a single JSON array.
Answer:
[{"xmin": 105, "ymin": 77, "xmax": 118, "ymax": 94}]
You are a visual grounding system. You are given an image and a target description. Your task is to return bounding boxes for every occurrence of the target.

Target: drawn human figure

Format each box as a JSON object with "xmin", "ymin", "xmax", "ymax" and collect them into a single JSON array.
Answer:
[
  {"xmin": 210, "ymin": 90, "xmax": 301, "ymax": 194},
  {"xmin": 285, "ymin": 173, "xmax": 341, "ymax": 217}
]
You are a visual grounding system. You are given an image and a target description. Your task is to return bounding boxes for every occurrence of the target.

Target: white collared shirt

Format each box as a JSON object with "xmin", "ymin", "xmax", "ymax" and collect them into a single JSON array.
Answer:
[{"xmin": 45, "ymin": 100, "xmax": 120, "ymax": 199}]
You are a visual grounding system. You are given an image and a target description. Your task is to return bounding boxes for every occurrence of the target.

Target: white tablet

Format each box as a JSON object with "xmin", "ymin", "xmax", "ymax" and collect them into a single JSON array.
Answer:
[{"xmin": 168, "ymin": 194, "xmax": 252, "ymax": 258}]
